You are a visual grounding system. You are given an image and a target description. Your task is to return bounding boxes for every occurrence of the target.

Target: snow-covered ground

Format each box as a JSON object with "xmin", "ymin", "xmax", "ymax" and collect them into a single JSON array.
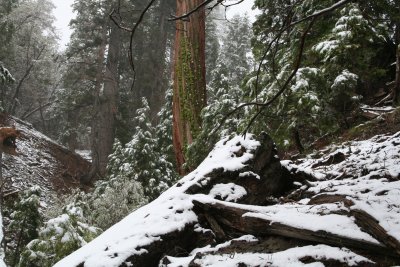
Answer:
[{"xmin": 55, "ymin": 132, "xmax": 400, "ymax": 266}]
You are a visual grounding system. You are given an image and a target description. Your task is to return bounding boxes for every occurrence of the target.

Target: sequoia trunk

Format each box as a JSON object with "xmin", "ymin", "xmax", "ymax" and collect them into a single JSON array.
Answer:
[{"xmin": 172, "ymin": 0, "xmax": 206, "ymax": 175}]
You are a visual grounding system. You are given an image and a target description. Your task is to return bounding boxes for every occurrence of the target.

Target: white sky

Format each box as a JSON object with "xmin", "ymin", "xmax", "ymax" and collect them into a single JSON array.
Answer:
[
  {"xmin": 52, "ymin": 0, "xmax": 75, "ymax": 49},
  {"xmin": 51, "ymin": 0, "xmax": 257, "ymax": 49}
]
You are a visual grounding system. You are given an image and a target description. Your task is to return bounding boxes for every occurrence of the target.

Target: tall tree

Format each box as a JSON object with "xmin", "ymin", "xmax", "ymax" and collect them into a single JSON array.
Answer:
[
  {"xmin": 88, "ymin": 21, "xmax": 121, "ymax": 182},
  {"xmin": 172, "ymin": 0, "xmax": 207, "ymax": 174}
]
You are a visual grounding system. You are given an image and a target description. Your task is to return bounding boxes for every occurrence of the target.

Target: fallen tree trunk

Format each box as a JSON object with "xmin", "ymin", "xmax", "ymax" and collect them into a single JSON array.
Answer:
[
  {"xmin": 192, "ymin": 200, "xmax": 398, "ymax": 258},
  {"xmin": 351, "ymin": 209, "xmax": 400, "ymax": 256}
]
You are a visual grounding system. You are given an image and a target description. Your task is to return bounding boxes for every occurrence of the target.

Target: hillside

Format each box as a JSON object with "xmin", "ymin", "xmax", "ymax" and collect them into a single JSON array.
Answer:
[
  {"xmin": 0, "ymin": 113, "xmax": 90, "ymax": 197},
  {"xmin": 54, "ymin": 130, "xmax": 400, "ymax": 266}
]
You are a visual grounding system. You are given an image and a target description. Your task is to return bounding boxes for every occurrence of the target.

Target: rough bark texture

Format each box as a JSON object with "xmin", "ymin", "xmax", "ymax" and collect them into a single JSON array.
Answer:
[
  {"xmin": 172, "ymin": 0, "xmax": 206, "ymax": 175},
  {"xmin": 192, "ymin": 200, "xmax": 397, "ymax": 259}
]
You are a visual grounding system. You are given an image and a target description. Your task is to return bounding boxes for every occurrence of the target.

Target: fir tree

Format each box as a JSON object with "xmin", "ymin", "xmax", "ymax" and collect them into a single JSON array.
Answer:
[{"xmin": 107, "ymin": 97, "xmax": 175, "ymax": 201}]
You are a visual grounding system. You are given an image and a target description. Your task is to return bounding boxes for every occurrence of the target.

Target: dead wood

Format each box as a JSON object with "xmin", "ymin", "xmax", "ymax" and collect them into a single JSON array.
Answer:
[
  {"xmin": 350, "ymin": 209, "xmax": 400, "ymax": 257},
  {"xmin": 192, "ymin": 200, "xmax": 398, "ymax": 259},
  {"xmin": 185, "ymin": 133, "xmax": 292, "ymax": 205},
  {"xmin": 0, "ymin": 127, "xmax": 20, "ymax": 155}
]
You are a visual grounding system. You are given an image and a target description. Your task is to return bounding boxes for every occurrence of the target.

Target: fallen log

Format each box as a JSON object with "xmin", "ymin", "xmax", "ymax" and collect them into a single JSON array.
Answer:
[
  {"xmin": 0, "ymin": 127, "xmax": 19, "ymax": 155},
  {"xmin": 309, "ymin": 195, "xmax": 400, "ymax": 257},
  {"xmin": 192, "ymin": 200, "xmax": 398, "ymax": 259},
  {"xmin": 185, "ymin": 133, "xmax": 292, "ymax": 205},
  {"xmin": 351, "ymin": 209, "xmax": 400, "ymax": 256}
]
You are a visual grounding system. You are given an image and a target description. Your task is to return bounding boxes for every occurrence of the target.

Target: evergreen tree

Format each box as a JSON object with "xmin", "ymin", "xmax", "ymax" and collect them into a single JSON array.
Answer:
[
  {"xmin": 246, "ymin": 0, "xmax": 390, "ymax": 150},
  {"xmin": 186, "ymin": 14, "xmax": 252, "ymax": 169},
  {"xmin": 3, "ymin": 187, "xmax": 42, "ymax": 267},
  {"xmin": 107, "ymin": 97, "xmax": 175, "ymax": 200},
  {"xmin": 155, "ymin": 87, "xmax": 178, "ymax": 180},
  {"xmin": 18, "ymin": 203, "xmax": 101, "ymax": 267}
]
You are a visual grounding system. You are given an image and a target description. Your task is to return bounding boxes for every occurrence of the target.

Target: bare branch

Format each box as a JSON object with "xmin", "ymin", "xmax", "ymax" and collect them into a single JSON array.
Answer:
[
  {"xmin": 214, "ymin": 0, "xmax": 353, "ymax": 134},
  {"xmin": 221, "ymin": 0, "xmax": 245, "ymax": 8},
  {"xmin": 169, "ymin": 0, "xmax": 217, "ymax": 21},
  {"xmin": 242, "ymin": 17, "xmax": 316, "ymax": 135},
  {"xmin": 127, "ymin": 0, "xmax": 158, "ymax": 89},
  {"xmin": 109, "ymin": 9, "xmax": 132, "ymax": 32}
]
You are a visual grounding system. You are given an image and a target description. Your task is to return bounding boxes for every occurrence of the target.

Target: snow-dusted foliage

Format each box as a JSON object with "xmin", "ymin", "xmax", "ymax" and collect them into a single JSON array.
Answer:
[
  {"xmin": 107, "ymin": 97, "xmax": 177, "ymax": 200},
  {"xmin": 18, "ymin": 203, "xmax": 101, "ymax": 267},
  {"xmin": 247, "ymin": 1, "xmax": 389, "ymax": 149},
  {"xmin": 87, "ymin": 146, "xmax": 148, "ymax": 229},
  {"xmin": 2, "ymin": 187, "xmax": 42, "ymax": 266},
  {"xmin": 186, "ymin": 14, "xmax": 252, "ymax": 169},
  {"xmin": 0, "ymin": 63, "xmax": 14, "ymax": 84}
]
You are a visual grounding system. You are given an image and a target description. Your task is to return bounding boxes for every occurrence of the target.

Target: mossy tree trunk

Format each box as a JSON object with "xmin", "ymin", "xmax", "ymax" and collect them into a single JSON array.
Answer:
[{"xmin": 172, "ymin": 0, "xmax": 206, "ymax": 175}]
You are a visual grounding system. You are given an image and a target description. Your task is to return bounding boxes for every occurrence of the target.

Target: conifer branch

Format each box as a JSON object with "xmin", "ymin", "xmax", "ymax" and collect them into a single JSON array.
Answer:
[{"xmin": 215, "ymin": 0, "xmax": 353, "ymax": 135}]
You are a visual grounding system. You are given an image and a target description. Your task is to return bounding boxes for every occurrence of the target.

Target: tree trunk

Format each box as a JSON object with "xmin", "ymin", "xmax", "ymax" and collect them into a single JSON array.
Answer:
[
  {"xmin": 393, "ymin": 23, "xmax": 400, "ymax": 105},
  {"xmin": 148, "ymin": 0, "xmax": 171, "ymax": 119},
  {"xmin": 84, "ymin": 22, "xmax": 121, "ymax": 184},
  {"xmin": 172, "ymin": 0, "xmax": 207, "ymax": 175},
  {"xmin": 66, "ymin": 110, "xmax": 78, "ymax": 151},
  {"xmin": 96, "ymin": 23, "xmax": 121, "ymax": 176}
]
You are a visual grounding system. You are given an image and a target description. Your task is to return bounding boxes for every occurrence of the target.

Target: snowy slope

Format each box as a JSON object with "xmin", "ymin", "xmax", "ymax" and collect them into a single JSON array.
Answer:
[
  {"xmin": 55, "ymin": 132, "xmax": 400, "ymax": 267},
  {"xmin": 0, "ymin": 114, "xmax": 90, "ymax": 197}
]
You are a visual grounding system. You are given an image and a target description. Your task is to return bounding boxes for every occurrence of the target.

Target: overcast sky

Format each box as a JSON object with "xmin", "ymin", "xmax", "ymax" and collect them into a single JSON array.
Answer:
[{"xmin": 51, "ymin": 0, "xmax": 258, "ymax": 49}]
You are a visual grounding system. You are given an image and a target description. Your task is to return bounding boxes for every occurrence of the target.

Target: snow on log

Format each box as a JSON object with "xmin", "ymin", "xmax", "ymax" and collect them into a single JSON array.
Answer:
[
  {"xmin": 54, "ymin": 133, "xmax": 291, "ymax": 267},
  {"xmin": 55, "ymin": 131, "xmax": 400, "ymax": 266}
]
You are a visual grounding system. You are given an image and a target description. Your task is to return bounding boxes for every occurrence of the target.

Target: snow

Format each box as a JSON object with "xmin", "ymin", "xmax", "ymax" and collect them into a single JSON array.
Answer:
[
  {"xmin": 209, "ymin": 183, "xmax": 247, "ymax": 202},
  {"xmin": 189, "ymin": 245, "xmax": 371, "ymax": 267},
  {"xmin": 0, "ymin": 212, "xmax": 5, "ymax": 267},
  {"xmin": 54, "ymin": 135, "xmax": 260, "ymax": 267},
  {"xmin": 284, "ymin": 131, "xmax": 400, "ymax": 241},
  {"xmin": 75, "ymin": 150, "xmax": 91, "ymax": 161},
  {"xmin": 238, "ymin": 171, "xmax": 260, "ymax": 179},
  {"xmin": 55, "ymin": 131, "xmax": 400, "ymax": 266}
]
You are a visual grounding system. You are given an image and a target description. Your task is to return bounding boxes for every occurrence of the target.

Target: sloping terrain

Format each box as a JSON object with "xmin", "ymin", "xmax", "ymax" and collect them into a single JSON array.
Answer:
[
  {"xmin": 55, "ymin": 131, "xmax": 400, "ymax": 267},
  {"xmin": 0, "ymin": 113, "xmax": 90, "ymax": 197}
]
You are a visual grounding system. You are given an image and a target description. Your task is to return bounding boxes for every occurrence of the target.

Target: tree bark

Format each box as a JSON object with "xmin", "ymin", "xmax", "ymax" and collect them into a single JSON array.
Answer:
[
  {"xmin": 84, "ymin": 29, "xmax": 107, "ymax": 183},
  {"xmin": 192, "ymin": 200, "xmax": 398, "ymax": 258},
  {"xmin": 393, "ymin": 23, "xmax": 400, "ymax": 105},
  {"xmin": 96, "ymin": 24, "xmax": 121, "ymax": 177},
  {"xmin": 172, "ymin": 0, "xmax": 207, "ymax": 175}
]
